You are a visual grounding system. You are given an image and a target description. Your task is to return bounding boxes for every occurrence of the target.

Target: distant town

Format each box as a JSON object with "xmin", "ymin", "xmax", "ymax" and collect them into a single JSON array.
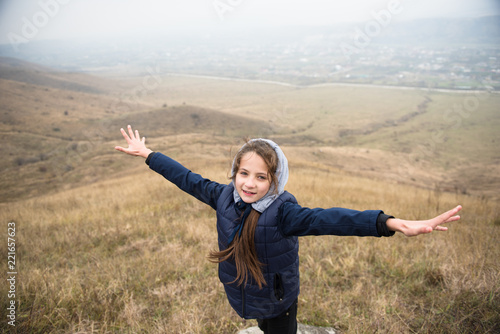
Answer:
[
  {"xmin": 1, "ymin": 16, "xmax": 499, "ymax": 91},
  {"xmin": 137, "ymin": 42, "xmax": 500, "ymax": 91}
]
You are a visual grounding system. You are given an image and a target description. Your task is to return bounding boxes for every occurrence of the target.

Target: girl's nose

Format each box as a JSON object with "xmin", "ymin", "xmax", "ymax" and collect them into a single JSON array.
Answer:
[{"xmin": 245, "ymin": 178, "xmax": 256, "ymax": 188}]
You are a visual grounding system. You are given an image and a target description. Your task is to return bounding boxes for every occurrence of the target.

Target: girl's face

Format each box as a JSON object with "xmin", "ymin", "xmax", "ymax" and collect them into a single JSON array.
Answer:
[{"xmin": 235, "ymin": 152, "xmax": 271, "ymax": 203}]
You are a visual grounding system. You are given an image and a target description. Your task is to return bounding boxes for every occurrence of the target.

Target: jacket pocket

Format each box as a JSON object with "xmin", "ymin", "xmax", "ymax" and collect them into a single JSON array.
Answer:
[{"xmin": 274, "ymin": 273, "xmax": 284, "ymax": 301}]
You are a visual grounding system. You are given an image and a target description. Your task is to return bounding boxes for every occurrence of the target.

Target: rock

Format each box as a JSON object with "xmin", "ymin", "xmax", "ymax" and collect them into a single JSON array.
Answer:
[{"xmin": 238, "ymin": 323, "xmax": 337, "ymax": 334}]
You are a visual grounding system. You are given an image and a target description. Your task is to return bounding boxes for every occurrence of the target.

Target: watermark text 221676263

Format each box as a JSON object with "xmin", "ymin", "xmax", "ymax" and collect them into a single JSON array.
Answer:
[{"xmin": 7, "ymin": 221, "xmax": 17, "ymax": 327}]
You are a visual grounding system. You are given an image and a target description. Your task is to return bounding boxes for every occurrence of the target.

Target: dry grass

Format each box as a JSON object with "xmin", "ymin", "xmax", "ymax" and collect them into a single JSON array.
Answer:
[
  {"xmin": 1, "ymin": 150, "xmax": 499, "ymax": 333},
  {"xmin": 1, "ymin": 61, "xmax": 499, "ymax": 333},
  {"xmin": 3, "ymin": 67, "xmax": 499, "ymax": 202}
]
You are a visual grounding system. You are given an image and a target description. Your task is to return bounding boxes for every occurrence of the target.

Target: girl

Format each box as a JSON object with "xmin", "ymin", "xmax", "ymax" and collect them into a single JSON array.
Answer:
[{"xmin": 115, "ymin": 125, "xmax": 461, "ymax": 334}]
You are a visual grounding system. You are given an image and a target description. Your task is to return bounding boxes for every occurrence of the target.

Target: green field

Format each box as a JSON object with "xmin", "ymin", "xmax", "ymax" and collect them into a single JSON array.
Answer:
[{"xmin": 1, "ymin": 58, "xmax": 499, "ymax": 333}]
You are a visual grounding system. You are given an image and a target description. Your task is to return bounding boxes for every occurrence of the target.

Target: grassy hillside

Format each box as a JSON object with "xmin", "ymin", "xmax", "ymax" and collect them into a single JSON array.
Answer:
[
  {"xmin": 0, "ymin": 153, "xmax": 498, "ymax": 333},
  {"xmin": 1, "ymin": 58, "xmax": 499, "ymax": 333},
  {"xmin": 2, "ymin": 64, "xmax": 500, "ymax": 202},
  {"xmin": 90, "ymin": 72, "xmax": 500, "ymax": 197}
]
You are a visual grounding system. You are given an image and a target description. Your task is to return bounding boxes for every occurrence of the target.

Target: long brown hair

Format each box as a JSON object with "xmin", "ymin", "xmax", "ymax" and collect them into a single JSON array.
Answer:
[{"xmin": 208, "ymin": 140, "xmax": 279, "ymax": 289}]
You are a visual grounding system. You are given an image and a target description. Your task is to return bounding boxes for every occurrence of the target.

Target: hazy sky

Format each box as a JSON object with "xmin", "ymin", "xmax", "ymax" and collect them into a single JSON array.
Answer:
[{"xmin": 0, "ymin": 0, "xmax": 499, "ymax": 44}]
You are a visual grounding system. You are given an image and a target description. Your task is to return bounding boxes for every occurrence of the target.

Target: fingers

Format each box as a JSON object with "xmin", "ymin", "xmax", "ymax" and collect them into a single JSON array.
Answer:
[
  {"xmin": 428, "ymin": 205, "xmax": 461, "ymax": 233},
  {"xmin": 436, "ymin": 205, "xmax": 462, "ymax": 223},
  {"xmin": 120, "ymin": 127, "xmax": 131, "ymax": 143},
  {"xmin": 449, "ymin": 205, "xmax": 462, "ymax": 222},
  {"xmin": 444, "ymin": 215, "xmax": 461, "ymax": 224},
  {"xmin": 402, "ymin": 205, "xmax": 461, "ymax": 237},
  {"xmin": 124, "ymin": 125, "xmax": 146, "ymax": 142},
  {"xmin": 449, "ymin": 205, "xmax": 462, "ymax": 216},
  {"xmin": 120, "ymin": 125, "xmax": 145, "ymax": 143},
  {"xmin": 116, "ymin": 125, "xmax": 149, "ymax": 157},
  {"xmin": 115, "ymin": 145, "xmax": 135, "ymax": 154},
  {"xmin": 128, "ymin": 125, "xmax": 135, "ymax": 140}
]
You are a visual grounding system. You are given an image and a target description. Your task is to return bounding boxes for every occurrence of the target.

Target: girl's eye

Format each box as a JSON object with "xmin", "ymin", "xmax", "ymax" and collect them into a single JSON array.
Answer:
[{"xmin": 258, "ymin": 175, "xmax": 268, "ymax": 180}]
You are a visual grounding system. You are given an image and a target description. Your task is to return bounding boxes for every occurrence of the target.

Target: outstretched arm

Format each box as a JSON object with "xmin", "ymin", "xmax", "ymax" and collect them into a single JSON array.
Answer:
[
  {"xmin": 114, "ymin": 124, "xmax": 225, "ymax": 210},
  {"xmin": 114, "ymin": 125, "xmax": 153, "ymax": 158},
  {"xmin": 386, "ymin": 205, "xmax": 462, "ymax": 237}
]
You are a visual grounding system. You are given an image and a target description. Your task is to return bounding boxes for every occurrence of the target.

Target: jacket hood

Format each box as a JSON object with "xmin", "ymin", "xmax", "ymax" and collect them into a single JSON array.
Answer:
[{"xmin": 232, "ymin": 138, "xmax": 289, "ymax": 213}]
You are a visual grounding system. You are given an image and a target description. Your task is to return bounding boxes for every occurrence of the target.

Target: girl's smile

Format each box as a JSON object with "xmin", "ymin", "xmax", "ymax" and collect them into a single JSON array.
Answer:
[{"xmin": 235, "ymin": 152, "xmax": 271, "ymax": 203}]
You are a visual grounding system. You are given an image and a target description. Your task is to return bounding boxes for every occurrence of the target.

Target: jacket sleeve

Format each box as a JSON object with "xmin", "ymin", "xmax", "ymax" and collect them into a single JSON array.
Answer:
[
  {"xmin": 147, "ymin": 152, "xmax": 225, "ymax": 210},
  {"xmin": 278, "ymin": 202, "xmax": 384, "ymax": 237}
]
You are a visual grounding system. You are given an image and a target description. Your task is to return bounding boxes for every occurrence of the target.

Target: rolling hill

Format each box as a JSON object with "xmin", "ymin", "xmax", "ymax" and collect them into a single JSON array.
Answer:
[
  {"xmin": 0, "ymin": 56, "xmax": 499, "ymax": 334},
  {"xmin": 1, "ymin": 57, "xmax": 499, "ymax": 203}
]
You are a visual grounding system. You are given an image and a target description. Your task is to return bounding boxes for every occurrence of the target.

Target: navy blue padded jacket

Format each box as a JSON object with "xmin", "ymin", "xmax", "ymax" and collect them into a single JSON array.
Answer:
[{"xmin": 147, "ymin": 152, "xmax": 392, "ymax": 319}]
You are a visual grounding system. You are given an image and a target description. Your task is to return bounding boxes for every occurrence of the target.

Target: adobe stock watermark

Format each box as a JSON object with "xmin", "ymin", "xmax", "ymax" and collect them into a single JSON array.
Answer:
[
  {"xmin": 7, "ymin": 0, "xmax": 72, "ymax": 52},
  {"xmin": 7, "ymin": 221, "xmax": 17, "ymax": 327},
  {"xmin": 213, "ymin": 0, "xmax": 244, "ymax": 21},
  {"xmin": 339, "ymin": 0, "xmax": 403, "ymax": 62},
  {"xmin": 114, "ymin": 64, "xmax": 164, "ymax": 113},
  {"xmin": 398, "ymin": 85, "xmax": 495, "ymax": 178}
]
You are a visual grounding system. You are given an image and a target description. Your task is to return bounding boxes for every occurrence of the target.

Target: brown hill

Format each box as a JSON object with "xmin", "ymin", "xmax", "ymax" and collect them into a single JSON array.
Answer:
[
  {"xmin": 106, "ymin": 105, "xmax": 273, "ymax": 139},
  {"xmin": 0, "ymin": 57, "xmax": 108, "ymax": 94},
  {"xmin": 1, "ymin": 57, "xmax": 499, "ymax": 202},
  {"xmin": 0, "ymin": 58, "xmax": 276, "ymax": 202}
]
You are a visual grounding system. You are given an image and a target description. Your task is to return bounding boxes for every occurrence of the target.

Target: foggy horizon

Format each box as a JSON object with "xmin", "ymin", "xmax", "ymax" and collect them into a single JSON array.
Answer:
[{"xmin": 1, "ymin": 0, "xmax": 499, "ymax": 46}]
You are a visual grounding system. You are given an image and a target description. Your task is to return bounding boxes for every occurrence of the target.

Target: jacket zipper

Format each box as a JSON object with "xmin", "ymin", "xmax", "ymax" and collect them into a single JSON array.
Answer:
[
  {"xmin": 241, "ymin": 285, "xmax": 246, "ymax": 317},
  {"xmin": 274, "ymin": 273, "xmax": 284, "ymax": 301}
]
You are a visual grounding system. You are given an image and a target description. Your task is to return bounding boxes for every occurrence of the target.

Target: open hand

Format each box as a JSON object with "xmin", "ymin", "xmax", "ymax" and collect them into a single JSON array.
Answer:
[
  {"xmin": 114, "ymin": 125, "xmax": 153, "ymax": 158},
  {"xmin": 387, "ymin": 205, "xmax": 462, "ymax": 237}
]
